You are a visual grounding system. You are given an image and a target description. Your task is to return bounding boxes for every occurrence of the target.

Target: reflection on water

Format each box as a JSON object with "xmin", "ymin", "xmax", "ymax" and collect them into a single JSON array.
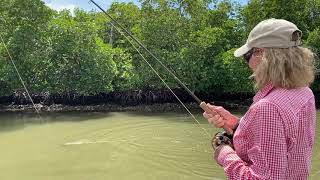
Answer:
[{"xmin": 0, "ymin": 111, "xmax": 319, "ymax": 180}]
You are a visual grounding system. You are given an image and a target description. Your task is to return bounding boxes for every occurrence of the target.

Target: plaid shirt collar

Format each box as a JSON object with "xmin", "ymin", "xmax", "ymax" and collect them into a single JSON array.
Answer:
[{"xmin": 253, "ymin": 83, "xmax": 274, "ymax": 103}]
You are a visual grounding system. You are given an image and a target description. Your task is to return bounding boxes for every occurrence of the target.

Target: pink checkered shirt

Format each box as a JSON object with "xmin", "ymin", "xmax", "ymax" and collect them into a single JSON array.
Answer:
[{"xmin": 217, "ymin": 84, "xmax": 316, "ymax": 179}]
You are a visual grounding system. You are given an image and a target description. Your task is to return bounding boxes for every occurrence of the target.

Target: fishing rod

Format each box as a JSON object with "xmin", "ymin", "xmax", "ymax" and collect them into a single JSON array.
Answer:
[
  {"xmin": 89, "ymin": 0, "xmax": 233, "ymax": 135},
  {"xmin": 0, "ymin": 17, "xmax": 42, "ymax": 118}
]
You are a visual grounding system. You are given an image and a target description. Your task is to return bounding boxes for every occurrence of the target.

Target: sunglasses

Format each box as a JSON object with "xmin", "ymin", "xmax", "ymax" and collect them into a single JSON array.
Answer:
[{"xmin": 243, "ymin": 49, "xmax": 254, "ymax": 63}]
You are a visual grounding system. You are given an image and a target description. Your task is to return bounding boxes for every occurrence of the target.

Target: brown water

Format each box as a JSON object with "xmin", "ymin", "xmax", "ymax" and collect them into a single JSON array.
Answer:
[{"xmin": 0, "ymin": 111, "xmax": 319, "ymax": 180}]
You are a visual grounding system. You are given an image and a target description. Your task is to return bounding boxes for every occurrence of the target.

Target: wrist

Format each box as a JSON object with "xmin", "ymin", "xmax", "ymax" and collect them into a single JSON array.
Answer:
[
  {"xmin": 226, "ymin": 117, "xmax": 239, "ymax": 130},
  {"xmin": 232, "ymin": 121, "xmax": 239, "ymax": 131},
  {"xmin": 214, "ymin": 145, "xmax": 234, "ymax": 166}
]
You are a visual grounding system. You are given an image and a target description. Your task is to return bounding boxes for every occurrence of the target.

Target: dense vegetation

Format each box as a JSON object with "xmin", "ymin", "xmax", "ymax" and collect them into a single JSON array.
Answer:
[{"xmin": 0, "ymin": 0, "xmax": 319, "ymax": 103}]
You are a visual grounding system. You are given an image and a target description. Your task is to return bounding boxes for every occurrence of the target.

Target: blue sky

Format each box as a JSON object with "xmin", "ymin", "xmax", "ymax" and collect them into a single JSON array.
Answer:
[
  {"xmin": 42, "ymin": 0, "xmax": 248, "ymax": 12},
  {"xmin": 42, "ymin": 0, "xmax": 135, "ymax": 12}
]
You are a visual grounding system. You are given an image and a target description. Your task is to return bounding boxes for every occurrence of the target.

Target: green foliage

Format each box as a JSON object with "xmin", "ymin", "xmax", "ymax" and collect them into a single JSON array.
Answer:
[
  {"xmin": 178, "ymin": 27, "xmax": 227, "ymax": 91},
  {"xmin": 104, "ymin": 2, "xmax": 141, "ymax": 48},
  {"xmin": 306, "ymin": 28, "xmax": 320, "ymax": 54},
  {"xmin": 220, "ymin": 49, "xmax": 253, "ymax": 93},
  {"xmin": 0, "ymin": 44, "xmax": 12, "ymax": 95},
  {"xmin": 242, "ymin": 0, "xmax": 320, "ymax": 37},
  {"xmin": 0, "ymin": 5, "xmax": 133, "ymax": 96},
  {"xmin": 0, "ymin": 0, "xmax": 53, "ymax": 96},
  {"xmin": 306, "ymin": 28, "xmax": 320, "ymax": 92},
  {"xmin": 1, "ymin": 0, "xmax": 320, "ymax": 98},
  {"xmin": 133, "ymin": 3, "xmax": 188, "ymax": 89},
  {"xmin": 42, "ymin": 10, "xmax": 118, "ymax": 94}
]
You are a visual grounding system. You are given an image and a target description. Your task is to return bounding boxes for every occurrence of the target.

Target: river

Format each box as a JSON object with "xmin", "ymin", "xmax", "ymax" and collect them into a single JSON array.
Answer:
[{"xmin": 0, "ymin": 111, "xmax": 319, "ymax": 180}]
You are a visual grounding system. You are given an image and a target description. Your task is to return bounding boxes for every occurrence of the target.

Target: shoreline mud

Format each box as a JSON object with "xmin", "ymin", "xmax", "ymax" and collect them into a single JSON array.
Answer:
[{"xmin": 0, "ymin": 101, "xmax": 250, "ymax": 113}]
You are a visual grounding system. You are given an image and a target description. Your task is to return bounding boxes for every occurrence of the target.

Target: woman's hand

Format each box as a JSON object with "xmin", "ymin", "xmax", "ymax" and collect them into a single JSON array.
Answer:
[
  {"xmin": 214, "ymin": 144, "xmax": 234, "ymax": 166},
  {"xmin": 203, "ymin": 103, "xmax": 239, "ymax": 134}
]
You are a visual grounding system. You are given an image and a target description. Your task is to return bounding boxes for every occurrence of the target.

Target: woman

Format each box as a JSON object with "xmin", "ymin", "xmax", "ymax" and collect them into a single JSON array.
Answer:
[{"xmin": 203, "ymin": 18, "xmax": 316, "ymax": 179}]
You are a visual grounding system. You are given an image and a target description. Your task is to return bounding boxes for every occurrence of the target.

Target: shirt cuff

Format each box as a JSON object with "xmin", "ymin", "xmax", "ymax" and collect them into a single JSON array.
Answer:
[{"xmin": 217, "ymin": 145, "xmax": 237, "ymax": 166}]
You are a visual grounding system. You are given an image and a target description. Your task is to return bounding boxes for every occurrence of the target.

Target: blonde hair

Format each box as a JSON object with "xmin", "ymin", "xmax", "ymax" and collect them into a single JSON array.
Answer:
[{"xmin": 254, "ymin": 47, "xmax": 316, "ymax": 90}]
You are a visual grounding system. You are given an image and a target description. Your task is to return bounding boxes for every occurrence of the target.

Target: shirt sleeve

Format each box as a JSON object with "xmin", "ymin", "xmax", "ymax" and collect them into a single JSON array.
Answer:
[{"xmin": 217, "ymin": 101, "xmax": 288, "ymax": 180}]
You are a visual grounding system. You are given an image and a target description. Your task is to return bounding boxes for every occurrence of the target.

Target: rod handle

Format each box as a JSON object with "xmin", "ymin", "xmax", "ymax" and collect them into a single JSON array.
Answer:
[
  {"xmin": 200, "ymin": 101, "xmax": 233, "ymax": 135},
  {"xmin": 200, "ymin": 101, "xmax": 211, "ymax": 112}
]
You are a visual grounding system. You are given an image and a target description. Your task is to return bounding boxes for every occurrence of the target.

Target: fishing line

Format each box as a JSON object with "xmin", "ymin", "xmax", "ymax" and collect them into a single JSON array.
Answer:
[
  {"xmin": 90, "ymin": 0, "xmax": 212, "ymax": 139},
  {"xmin": 110, "ymin": 23, "xmax": 212, "ymax": 138},
  {"xmin": 64, "ymin": 22, "xmax": 211, "ymax": 146},
  {"xmin": 0, "ymin": 30, "xmax": 42, "ymax": 119},
  {"xmin": 89, "ymin": 0, "xmax": 214, "ymax": 108}
]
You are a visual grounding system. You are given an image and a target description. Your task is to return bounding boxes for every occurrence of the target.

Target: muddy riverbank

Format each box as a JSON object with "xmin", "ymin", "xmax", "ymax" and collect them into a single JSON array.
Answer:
[
  {"xmin": 0, "ymin": 89, "xmax": 253, "ymax": 112},
  {"xmin": 0, "ymin": 101, "xmax": 250, "ymax": 113}
]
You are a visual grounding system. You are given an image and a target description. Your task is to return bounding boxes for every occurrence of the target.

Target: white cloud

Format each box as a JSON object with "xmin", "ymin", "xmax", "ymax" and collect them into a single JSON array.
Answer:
[{"xmin": 46, "ymin": 2, "xmax": 76, "ymax": 13}]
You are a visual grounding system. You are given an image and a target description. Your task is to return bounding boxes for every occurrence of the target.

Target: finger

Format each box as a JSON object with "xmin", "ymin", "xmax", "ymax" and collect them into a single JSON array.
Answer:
[
  {"xmin": 207, "ymin": 103, "xmax": 220, "ymax": 110},
  {"xmin": 208, "ymin": 117, "xmax": 224, "ymax": 128},
  {"xmin": 205, "ymin": 108, "xmax": 218, "ymax": 116},
  {"xmin": 214, "ymin": 121, "xmax": 224, "ymax": 128},
  {"xmin": 207, "ymin": 114, "xmax": 220, "ymax": 124},
  {"xmin": 201, "ymin": 103, "xmax": 218, "ymax": 116},
  {"xmin": 200, "ymin": 102, "xmax": 211, "ymax": 112},
  {"xmin": 207, "ymin": 117, "xmax": 215, "ymax": 125},
  {"xmin": 214, "ymin": 115, "xmax": 224, "ymax": 123},
  {"xmin": 224, "ymin": 126, "xmax": 233, "ymax": 135},
  {"xmin": 213, "ymin": 117, "xmax": 225, "ymax": 127},
  {"xmin": 208, "ymin": 105, "xmax": 231, "ymax": 119},
  {"xmin": 215, "ymin": 106, "xmax": 231, "ymax": 117},
  {"xmin": 203, "ymin": 112, "xmax": 214, "ymax": 119}
]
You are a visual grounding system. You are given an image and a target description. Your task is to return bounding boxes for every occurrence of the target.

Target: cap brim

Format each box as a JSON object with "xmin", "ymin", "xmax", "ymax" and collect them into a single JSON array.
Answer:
[{"xmin": 234, "ymin": 44, "xmax": 251, "ymax": 57}]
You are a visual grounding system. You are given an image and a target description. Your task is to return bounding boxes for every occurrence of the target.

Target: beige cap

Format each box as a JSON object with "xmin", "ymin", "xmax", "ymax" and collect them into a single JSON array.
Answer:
[{"xmin": 234, "ymin": 18, "xmax": 302, "ymax": 57}]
